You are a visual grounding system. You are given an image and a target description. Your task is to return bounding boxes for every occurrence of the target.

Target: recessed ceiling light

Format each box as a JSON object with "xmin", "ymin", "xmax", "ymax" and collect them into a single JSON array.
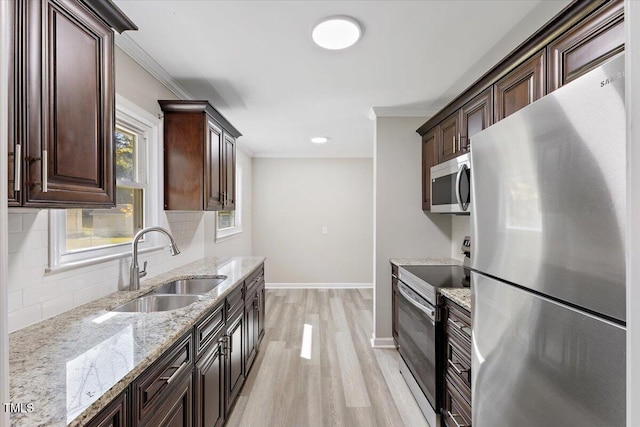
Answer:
[
  {"xmin": 312, "ymin": 16, "xmax": 362, "ymax": 50},
  {"xmin": 311, "ymin": 137, "xmax": 329, "ymax": 144}
]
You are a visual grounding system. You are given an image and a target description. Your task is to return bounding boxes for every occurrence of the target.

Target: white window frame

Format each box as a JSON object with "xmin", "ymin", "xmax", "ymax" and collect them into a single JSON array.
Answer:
[
  {"xmin": 215, "ymin": 164, "xmax": 242, "ymax": 242},
  {"xmin": 48, "ymin": 96, "xmax": 162, "ymax": 271}
]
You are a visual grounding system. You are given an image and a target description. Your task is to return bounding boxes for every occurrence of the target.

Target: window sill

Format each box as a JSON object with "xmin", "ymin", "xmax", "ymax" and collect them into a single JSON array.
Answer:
[
  {"xmin": 45, "ymin": 245, "xmax": 164, "ymax": 276},
  {"xmin": 215, "ymin": 227, "xmax": 242, "ymax": 243}
]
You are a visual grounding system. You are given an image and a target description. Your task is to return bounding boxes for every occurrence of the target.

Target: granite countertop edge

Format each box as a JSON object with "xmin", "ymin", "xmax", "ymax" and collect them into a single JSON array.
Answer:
[
  {"xmin": 440, "ymin": 288, "xmax": 472, "ymax": 312},
  {"xmin": 389, "ymin": 257, "xmax": 463, "ymax": 267},
  {"xmin": 9, "ymin": 256, "xmax": 265, "ymax": 427}
]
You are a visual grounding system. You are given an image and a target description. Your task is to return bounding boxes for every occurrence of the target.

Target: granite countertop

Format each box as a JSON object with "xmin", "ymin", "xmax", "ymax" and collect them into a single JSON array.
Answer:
[
  {"xmin": 440, "ymin": 288, "xmax": 472, "ymax": 312},
  {"xmin": 9, "ymin": 256, "xmax": 265, "ymax": 427},
  {"xmin": 389, "ymin": 257, "xmax": 463, "ymax": 267}
]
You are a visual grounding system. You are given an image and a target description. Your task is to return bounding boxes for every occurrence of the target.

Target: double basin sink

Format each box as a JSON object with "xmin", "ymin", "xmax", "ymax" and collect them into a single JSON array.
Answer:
[{"xmin": 113, "ymin": 277, "xmax": 227, "ymax": 313}]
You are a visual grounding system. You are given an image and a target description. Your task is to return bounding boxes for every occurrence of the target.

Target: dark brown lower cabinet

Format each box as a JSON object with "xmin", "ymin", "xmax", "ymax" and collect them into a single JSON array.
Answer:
[
  {"xmin": 143, "ymin": 373, "xmax": 192, "ymax": 427},
  {"xmin": 442, "ymin": 297, "xmax": 472, "ymax": 427},
  {"xmin": 87, "ymin": 264, "xmax": 266, "ymax": 427},
  {"xmin": 195, "ymin": 329, "xmax": 226, "ymax": 427},
  {"xmin": 133, "ymin": 333, "xmax": 193, "ymax": 427},
  {"xmin": 225, "ymin": 310, "xmax": 245, "ymax": 414},
  {"xmin": 245, "ymin": 279, "xmax": 265, "ymax": 372},
  {"xmin": 85, "ymin": 391, "xmax": 128, "ymax": 427}
]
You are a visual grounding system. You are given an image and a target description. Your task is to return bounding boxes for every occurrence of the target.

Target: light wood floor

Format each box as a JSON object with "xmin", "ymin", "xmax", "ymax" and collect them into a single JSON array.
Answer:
[{"xmin": 226, "ymin": 289, "xmax": 429, "ymax": 427}]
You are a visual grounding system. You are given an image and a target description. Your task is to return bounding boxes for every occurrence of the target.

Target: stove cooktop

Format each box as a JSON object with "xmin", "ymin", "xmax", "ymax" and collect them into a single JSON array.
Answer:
[
  {"xmin": 400, "ymin": 265, "xmax": 470, "ymax": 289},
  {"xmin": 398, "ymin": 264, "xmax": 470, "ymax": 305}
]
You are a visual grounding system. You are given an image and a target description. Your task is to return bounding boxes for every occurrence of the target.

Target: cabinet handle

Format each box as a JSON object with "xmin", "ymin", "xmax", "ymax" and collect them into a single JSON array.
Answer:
[
  {"xmin": 219, "ymin": 337, "xmax": 227, "ymax": 356},
  {"xmin": 227, "ymin": 334, "xmax": 233, "ymax": 354},
  {"xmin": 457, "ymin": 133, "xmax": 461, "ymax": 152},
  {"xmin": 448, "ymin": 359, "xmax": 470, "ymax": 376},
  {"xmin": 447, "ymin": 411, "xmax": 470, "ymax": 427},
  {"xmin": 452, "ymin": 135, "xmax": 456, "ymax": 153},
  {"xmin": 42, "ymin": 149, "xmax": 48, "ymax": 192},
  {"xmin": 14, "ymin": 144, "xmax": 21, "ymax": 192},
  {"xmin": 448, "ymin": 318, "xmax": 471, "ymax": 338}
]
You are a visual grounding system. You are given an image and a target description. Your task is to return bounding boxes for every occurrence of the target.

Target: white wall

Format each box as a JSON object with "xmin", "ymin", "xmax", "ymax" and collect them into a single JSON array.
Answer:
[
  {"xmin": 451, "ymin": 216, "xmax": 470, "ymax": 261},
  {"xmin": 204, "ymin": 148, "xmax": 253, "ymax": 257},
  {"xmin": 373, "ymin": 116, "xmax": 452, "ymax": 345},
  {"xmin": 252, "ymin": 158, "xmax": 373, "ymax": 285},
  {"xmin": 626, "ymin": 1, "xmax": 639, "ymax": 425}
]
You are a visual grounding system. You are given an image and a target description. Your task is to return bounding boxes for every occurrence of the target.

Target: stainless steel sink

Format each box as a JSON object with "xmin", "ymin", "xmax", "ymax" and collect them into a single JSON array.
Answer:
[
  {"xmin": 112, "ymin": 294, "xmax": 204, "ymax": 313},
  {"xmin": 152, "ymin": 277, "xmax": 227, "ymax": 295}
]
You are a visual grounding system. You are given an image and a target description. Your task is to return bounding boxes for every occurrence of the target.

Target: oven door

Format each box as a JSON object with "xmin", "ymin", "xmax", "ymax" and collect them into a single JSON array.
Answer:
[
  {"xmin": 430, "ymin": 154, "xmax": 471, "ymax": 214},
  {"xmin": 396, "ymin": 280, "xmax": 439, "ymax": 412}
]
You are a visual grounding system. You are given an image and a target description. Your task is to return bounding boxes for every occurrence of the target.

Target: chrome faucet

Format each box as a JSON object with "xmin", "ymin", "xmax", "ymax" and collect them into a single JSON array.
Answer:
[{"xmin": 129, "ymin": 226, "xmax": 181, "ymax": 291}]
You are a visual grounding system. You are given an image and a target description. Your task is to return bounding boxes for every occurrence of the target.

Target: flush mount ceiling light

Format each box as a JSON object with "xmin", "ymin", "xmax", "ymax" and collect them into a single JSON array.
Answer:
[
  {"xmin": 312, "ymin": 16, "xmax": 362, "ymax": 50},
  {"xmin": 311, "ymin": 137, "xmax": 329, "ymax": 144}
]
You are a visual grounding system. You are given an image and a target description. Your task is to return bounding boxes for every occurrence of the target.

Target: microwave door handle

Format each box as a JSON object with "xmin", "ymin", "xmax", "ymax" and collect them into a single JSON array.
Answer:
[{"xmin": 455, "ymin": 164, "xmax": 465, "ymax": 211}]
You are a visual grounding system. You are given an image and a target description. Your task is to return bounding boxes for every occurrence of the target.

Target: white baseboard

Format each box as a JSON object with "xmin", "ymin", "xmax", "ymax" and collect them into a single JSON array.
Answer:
[
  {"xmin": 370, "ymin": 334, "xmax": 396, "ymax": 349},
  {"xmin": 265, "ymin": 283, "xmax": 373, "ymax": 289}
]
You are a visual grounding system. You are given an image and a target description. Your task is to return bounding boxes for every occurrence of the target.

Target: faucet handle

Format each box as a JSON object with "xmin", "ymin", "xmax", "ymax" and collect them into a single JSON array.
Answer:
[{"xmin": 139, "ymin": 261, "xmax": 148, "ymax": 278}]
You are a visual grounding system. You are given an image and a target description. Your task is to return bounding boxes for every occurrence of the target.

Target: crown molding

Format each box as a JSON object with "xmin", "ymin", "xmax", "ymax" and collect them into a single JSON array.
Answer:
[
  {"xmin": 115, "ymin": 33, "xmax": 193, "ymax": 101},
  {"xmin": 368, "ymin": 106, "xmax": 440, "ymax": 120}
]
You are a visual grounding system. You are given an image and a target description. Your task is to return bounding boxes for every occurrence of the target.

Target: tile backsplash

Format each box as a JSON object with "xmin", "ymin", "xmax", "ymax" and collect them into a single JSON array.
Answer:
[{"xmin": 7, "ymin": 210, "xmax": 205, "ymax": 332}]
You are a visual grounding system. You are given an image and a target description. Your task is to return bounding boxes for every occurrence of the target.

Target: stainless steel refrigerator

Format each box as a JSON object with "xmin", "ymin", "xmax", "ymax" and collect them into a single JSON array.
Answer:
[{"xmin": 470, "ymin": 54, "xmax": 626, "ymax": 427}]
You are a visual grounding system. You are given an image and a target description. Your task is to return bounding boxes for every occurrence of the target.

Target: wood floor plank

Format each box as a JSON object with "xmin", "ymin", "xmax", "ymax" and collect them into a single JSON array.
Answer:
[{"xmin": 227, "ymin": 289, "xmax": 429, "ymax": 427}]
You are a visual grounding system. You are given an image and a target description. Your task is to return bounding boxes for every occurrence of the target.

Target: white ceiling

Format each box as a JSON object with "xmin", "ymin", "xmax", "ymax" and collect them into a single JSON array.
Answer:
[{"xmin": 114, "ymin": 1, "xmax": 569, "ymax": 158}]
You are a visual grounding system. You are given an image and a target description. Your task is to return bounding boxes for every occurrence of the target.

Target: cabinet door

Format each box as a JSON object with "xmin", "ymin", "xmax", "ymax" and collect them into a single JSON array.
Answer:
[
  {"xmin": 460, "ymin": 88, "xmax": 493, "ymax": 151},
  {"xmin": 421, "ymin": 129, "xmax": 437, "ymax": 211},
  {"xmin": 256, "ymin": 279, "xmax": 266, "ymax": 347},
  {"xmin": 206, "ymin": 122, "xmax": 224, "ymax": 211},
  {"xmin": 245, "ymin": 291, "xmax": 257, "ymax": 372},
  {"xmin": 85, "ymin": 391, "xmax": 127, "ymax": 427},
  {"xmin": 222, "ymin": 133, "xmax": 236, "ymax": 210},
  {"xmin": 548, "ymin": 0, "xmax": 623, "ymax": 92},
  {"xmin": 7, "ymin": 0, "xmax": 19, "ymax": 206},
  {"xmin": 195, "ymin": 333, "xmax": 225, "ymax": 427},
  {"xmin": 437, "ymin": 112, "xmax": 461, "ymax": 163},
  {"xmin": 225, "ymin": 312, "xmax": 245, "ymax": 414},
  {"xmin": 494, "ymin": 50, "xmax": 545, "ymax": 121},
  {"xmin": 23, "ymin": 0, "xmax": 115, "ymax": 207}
]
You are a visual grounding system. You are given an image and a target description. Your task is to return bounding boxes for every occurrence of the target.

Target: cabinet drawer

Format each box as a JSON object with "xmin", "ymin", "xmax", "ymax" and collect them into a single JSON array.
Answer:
[
  {"xmin": 444, "ymin": 375, "xmax": 472, "ymax": 427},
  {"xmin": 246, "ymin": 271, "xmax": 264, "ymax": 296},
  {"xmin": 226, "ymin": 286, "xmax": 244, "ymax": 319},
  {"xmin": 446, "ymin": 302, "xmax": 472, "ymax": 348},
  {"xmin": 195, "ymin": 302, "xmax": 225, "ymax": 357},
  {"xmin": 245, "ymin": 265, "xmax": 264, "ymax": 285},
  {"xmin": 446, "ymin": 334, "xmax": 471, "ymax": 389},
  {"xmin": 134, "ymin": 333, "xmax": 193, "ymax": 424}
]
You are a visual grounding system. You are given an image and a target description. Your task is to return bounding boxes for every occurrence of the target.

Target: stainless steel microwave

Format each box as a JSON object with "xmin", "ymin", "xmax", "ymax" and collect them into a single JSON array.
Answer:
[{"xmin": 430, "ymin": 153, "xmax": 471, "ymax": 214}]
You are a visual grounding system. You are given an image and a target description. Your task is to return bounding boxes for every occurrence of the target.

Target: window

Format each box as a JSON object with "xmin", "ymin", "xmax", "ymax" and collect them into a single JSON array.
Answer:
[
  {"xmin": 215, "ymin": 165, "xmax": 242, "ymax": 241},
  {"xmin": 49, "ymin": 97, "xmax": 160, "ymax": 269}
]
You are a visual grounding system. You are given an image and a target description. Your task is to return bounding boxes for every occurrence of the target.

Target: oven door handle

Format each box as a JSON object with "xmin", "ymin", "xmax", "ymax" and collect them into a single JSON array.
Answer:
[
  {"xmin": 455, "ymin": 163, "xmax": 469, "ymax": 212},
  {"xmin": 398, "ymin": 282, "xmax": 437, "ymax": 323}
]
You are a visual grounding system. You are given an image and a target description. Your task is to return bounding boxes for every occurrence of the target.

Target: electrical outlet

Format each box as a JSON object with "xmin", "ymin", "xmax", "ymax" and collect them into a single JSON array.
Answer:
[{"xmin": 322, "ymin": 226, "xmax": 328, "ymax": 234}]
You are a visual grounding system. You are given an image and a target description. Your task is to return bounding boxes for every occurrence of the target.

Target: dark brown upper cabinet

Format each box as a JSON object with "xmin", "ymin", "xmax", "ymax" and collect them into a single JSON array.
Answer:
[
  {"xmin": 494, "ymin": 50, "xmax": 546, "ymax": 121},
  {"xmin": 8, "ymin": 0, "xmax": 136, "ymax": 208},
  {"xmin": 461, "ymin": 87, "xmax": 493, "ymax": 151},
  {"xmin": 160, "ymin": 100, "xmax": 241, "ymax": 211},
  {"xmin": 437, "ymin": 112, "xmax": 460, "ymax": 163},
  {"xmin": 548, "ymin": 0, "xmax": 623, "ymax": 92},
  {"xmin": 422, "ymin": 130, "xmax": 437, "ymax": 212}
]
